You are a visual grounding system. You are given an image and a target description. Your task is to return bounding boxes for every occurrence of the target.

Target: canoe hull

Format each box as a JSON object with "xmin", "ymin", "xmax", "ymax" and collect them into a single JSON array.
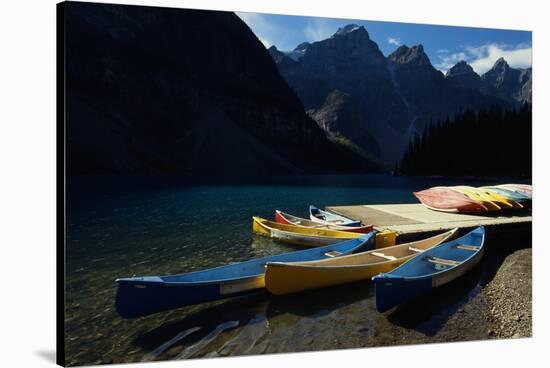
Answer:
[
  {"xmin": 115, "ymin": 232, "xmax": 375, "ymax": 318},
  {"xmin": 373, "ymin": 226, "xmax": 485, "ymax": 312},
  {"xmin": 455, "ymin": 186, "xmax": 520, "ymax": 209},
  {"xmin": 482, "ymin": 187, "xmax": 531, "ymax": 208},
  {"xmin": 275, "ymin": 210, "xmax": 372, "ymax": 234},
  {"xmin": 115, "ymin": 275, "xmax": 264, "ymax": 319},
  {"xmin": 265, "ymin": 229, "xmax": 456, "ymax": 295},
  {"xmin": 414, "ymin": 187, "xmax": 488, "ymax": 213},
  {"xmin": 496, "ymin": 184, "xmax": 532, "ymax": 197},
  {"xmin": 451, "ymin": 187, "xmax": 501, "ymax": 211},
  {"xmin": 374, "ymin": 247, "xmax": 485, "ymax": 312},
  {"xmin": 476, "ymin": 188, "xmax": 522, "ymax": 209},
  {"xmin": 309, "ymin": 205, "xmax": 362, "ymax": 227},
  {"xmin": 266, "ymin": 258, "xmax": 404, "ymax": 295},
  {"xmin": 373, "ymin": 277, "xmax": 433, "ymax": 313},
  {"xmin": 253, "ymin": 216, "xmax": 360, "ymax": 247}
]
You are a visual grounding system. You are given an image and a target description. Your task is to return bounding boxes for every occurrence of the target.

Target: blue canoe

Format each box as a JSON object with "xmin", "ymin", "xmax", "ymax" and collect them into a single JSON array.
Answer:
[
  {"xmin": 482, "ymin": 186, "xmax": 532, "ymax": 205},
  {"xmin": 115, "ymin": 232, "xmax": 375, "ymax": 318},
  {"xmin": 372, "ymin": 226, "xmax": 485, "ymax": 312},
  {"xmin": 309, "ymin": 205, "xmax": 362, "ymax": 227}
]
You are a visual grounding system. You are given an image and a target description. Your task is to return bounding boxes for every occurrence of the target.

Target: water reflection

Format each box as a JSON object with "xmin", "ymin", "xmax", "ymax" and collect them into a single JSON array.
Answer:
[
  {"xmin": 65, "ymin": 175, "xmax": 515, "ymax": 365},
  {"xmin": 132, "ymin": 280, "xmax": 375, "ymax": 362}
]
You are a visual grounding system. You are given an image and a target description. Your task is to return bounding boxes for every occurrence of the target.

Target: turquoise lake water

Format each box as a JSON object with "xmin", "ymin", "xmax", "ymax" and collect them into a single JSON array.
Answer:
[{"xmin": 64, "ymin": 174, "xmax": 516, "ymax": 366}]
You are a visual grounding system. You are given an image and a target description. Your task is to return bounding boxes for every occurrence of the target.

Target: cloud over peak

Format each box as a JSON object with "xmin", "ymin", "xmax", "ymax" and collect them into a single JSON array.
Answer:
[
  {"xmin": 388, "ymin": 37, "xmax": 401, "ymax": 46},
  {"xmin": 435, "ymin": 43, "xmax": 532, "ymax": 75},
  {"xmin": 304, "ymin": 19, "xmax": 334, "ymax": 42}
]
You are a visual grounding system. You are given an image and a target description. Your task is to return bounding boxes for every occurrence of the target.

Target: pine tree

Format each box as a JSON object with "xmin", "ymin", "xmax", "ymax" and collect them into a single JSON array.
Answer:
[{"xmin": 398, "ymin": 104, "xmax": 531, "ymax": 178}]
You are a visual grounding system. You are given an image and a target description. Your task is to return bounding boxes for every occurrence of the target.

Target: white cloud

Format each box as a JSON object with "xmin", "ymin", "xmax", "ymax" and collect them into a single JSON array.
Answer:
[
  {"xmin": 434, "ymin": 43, "xmax": 532, "ymax": 75},
  {"xmin": 469, "ymin": 44, "xmax": 532, "ymax": 74},
  {"xmin": 434, "ymin": 51, "xmax": 468, "ymax": 74},
  {"xmin": 388, "ymin": 37, "xmax": 401, "ymax": 46},
  {"xmin": 304, "ymin": 19, "xmax": 334, "ymax": 42}
]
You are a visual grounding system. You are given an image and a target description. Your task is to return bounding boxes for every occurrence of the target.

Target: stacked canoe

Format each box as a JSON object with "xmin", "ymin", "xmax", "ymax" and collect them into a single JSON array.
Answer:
[{"xmin": 414, "ymin": 184, "xmax": 532, "ymax": 213}]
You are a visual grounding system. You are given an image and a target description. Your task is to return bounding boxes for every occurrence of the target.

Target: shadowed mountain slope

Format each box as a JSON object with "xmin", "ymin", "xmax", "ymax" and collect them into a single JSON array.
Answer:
[{"xmin": 64, "ymin": 3, "xmax": 378, "ymax": 175}]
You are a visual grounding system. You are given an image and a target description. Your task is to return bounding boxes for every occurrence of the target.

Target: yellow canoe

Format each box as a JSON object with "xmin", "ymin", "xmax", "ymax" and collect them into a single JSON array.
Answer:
[
  {"xmin": 451, "ymin": 186, "xmax": 501, "ymax": 211},
  {"xmin": 253, "ymin": 217, "xmax": 395, "ymax": 248},
  {"xmin": 265, "ymin": 228, "xmax": 458, "ymax": 295},
  {"xmin": 456, "ymin": 185, "xmax": 521, "ymax": 209},
  {"xmin": 253, "ymin": 216, "xmax": 362, "ymax": 247},
  {"xmin": 475, "ymin": 187, "xmax": 523, "ymax": 209}
]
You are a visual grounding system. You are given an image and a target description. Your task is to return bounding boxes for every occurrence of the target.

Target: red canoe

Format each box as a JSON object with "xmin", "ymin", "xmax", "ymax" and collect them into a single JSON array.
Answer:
[
  {"xmin": 414, "ymin": 187, "xmax": 489, "ymax": 213},
  {"xmin": 274, "ymin": 210, "xmax": 373, "ymax": 234}
]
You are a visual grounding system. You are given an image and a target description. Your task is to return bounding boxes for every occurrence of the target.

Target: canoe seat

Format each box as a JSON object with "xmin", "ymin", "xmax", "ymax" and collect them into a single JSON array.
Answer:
[
  {"xmin": 312, "ymin": 224, "xmax": 329, "ymax": 228},
  {"xmin": 408, "ymin": 246, "xmax": 423, "ymax": 253},
  {"xmin": 371, "ymin": 252, "xmax": 397, "ymax": 261},
  {"xmin": 455, "ymin": 244, "xmax": 480, "ymax": 251},
  {"xmin": 425, "ymin": 256, "xmax": 460, "ymax": 267},
  {"xmin": 325, "ymin": 251, "xmax": 342, "ymax": 258}
]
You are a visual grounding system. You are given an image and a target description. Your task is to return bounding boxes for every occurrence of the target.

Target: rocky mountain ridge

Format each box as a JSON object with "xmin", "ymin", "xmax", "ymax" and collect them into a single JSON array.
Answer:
[
  {"xmin": 65, "ymin": 4, "xmax": 378, "ymax": 175},
  {"xmin": 272, "ymin": 25, "xmax": 532, "ymax": 163}
]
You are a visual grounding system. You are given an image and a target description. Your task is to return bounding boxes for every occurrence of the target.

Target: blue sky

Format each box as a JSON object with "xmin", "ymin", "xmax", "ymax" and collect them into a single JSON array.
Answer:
[{"xmin": 237, "ymin": 12, "xmax": 532, "ymax": 75}]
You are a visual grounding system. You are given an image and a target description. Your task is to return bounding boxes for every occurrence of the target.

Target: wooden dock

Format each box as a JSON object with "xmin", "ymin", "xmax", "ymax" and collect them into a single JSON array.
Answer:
[{"xmin": 326, "ymin": 204, "xmax": 532, "ymax": 242}]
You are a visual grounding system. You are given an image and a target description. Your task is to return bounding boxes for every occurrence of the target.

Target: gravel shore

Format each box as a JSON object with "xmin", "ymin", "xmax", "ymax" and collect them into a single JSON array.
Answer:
[
  {"xmin": 65, "ymin": 236, "xmax": 532, "ymax": 365},
  {"xmin": 370, "ymin": 246, "xmax": 532, "ymax": 346},
  {"xmin": 484, "ymin": 248, "xmax": 532, "ymax": 338}
]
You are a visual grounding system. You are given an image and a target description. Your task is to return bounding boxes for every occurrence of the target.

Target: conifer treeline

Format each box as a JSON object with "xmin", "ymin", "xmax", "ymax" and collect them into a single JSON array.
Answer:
[{"xmin": 398, "ymin": 104, "xmax": 532, "ymax": 178}]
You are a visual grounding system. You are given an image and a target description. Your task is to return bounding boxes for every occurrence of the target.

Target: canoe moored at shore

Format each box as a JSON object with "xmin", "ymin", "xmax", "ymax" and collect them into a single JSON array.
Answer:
[
  {"xmin": 372, "ymin": 226, "xmax": 485, "ymax": 313},
  {"xmin": 413, "ymin": 187, "xmax": 489, "ymax": 213},
  {"xmin": 115, "ymin": 232, "xmax": 375, "ymax": 318},
  {"xmin": 309, "ymin": 205, "xmax": 362, "ymax": 227},
  {"xmin": 265, "ymin": 228, "xmax": 458, "ymax": 295},
  {"xmin": 275, "ymin": 210, "xmax": 373, "ymax": 234},
  {"xmin": 451, "ymin": 186, "xmax": 501, "ymax": 211},
  {"xmin": 253, "ymin": 216, "xmax": 365, "ymax": 247}
]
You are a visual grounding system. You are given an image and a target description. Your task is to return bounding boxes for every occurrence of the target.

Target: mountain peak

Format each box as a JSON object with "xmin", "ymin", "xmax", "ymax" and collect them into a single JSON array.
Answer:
[
  {"xmin": 445, "ymin": 60, "xmax": 482, "ymax": 89},
  {"xmin": 268, "ymin": 45, "xmax": 299, "ymax": 67},
  {"xmin": 446, "ymin": 60, "xmax": 476, "ymax": 77},
  {"xmin": 333, "ymin": 24, "xmax": 368, "ymax": 37},
  {"xmin": 388, "ymin": 44, "xmax": 429, "ymax": 65},
  {"xmin": 492, "ymin": 57, "xmax": 509, "ymax": 70},
  {"xmin": 481, "ymin": 57, "xmax": 531, "ymax": 105},
  {"xmin": 294, "ymin": 42, "xmax": 310, "ymax": 52}
]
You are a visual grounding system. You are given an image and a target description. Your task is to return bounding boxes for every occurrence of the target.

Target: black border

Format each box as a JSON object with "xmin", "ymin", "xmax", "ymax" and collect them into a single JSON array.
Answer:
[{"xmin": 56, "ymin": 1, "xmax": 66, "ymax": 366}]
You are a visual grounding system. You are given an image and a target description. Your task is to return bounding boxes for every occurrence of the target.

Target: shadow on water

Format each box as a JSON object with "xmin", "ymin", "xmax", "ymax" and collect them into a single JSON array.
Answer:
[
  {"xmin": 132, "ymin": 292, "xmax": 269, "ymax": 351},
  {"xmin": 386, "ymin": 263, "xmax": 486, "ymax": 335},
  {"xmin": 386, "ymin": 228, "xmax": 531, "ymax": 336},
  {"xmin": 65, "ymin": 174, "xmax": 531, "ymax": 365},
  {"xmin": 132, "ymin": 280, "xmax": 373, "ymax": 357},
  {"xmin": 265, "ymin": 280, "xmax": 372, "ymax": 319},
  {"xmin": 130, "ymin": 227, "xmax": 532, "ymax": 356}
]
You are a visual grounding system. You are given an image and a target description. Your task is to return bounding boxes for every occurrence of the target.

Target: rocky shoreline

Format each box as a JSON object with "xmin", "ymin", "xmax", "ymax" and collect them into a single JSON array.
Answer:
[
  {"xmin": 64, "ymin": 226, "xmax": 532, "ymax": 365},
  {"xmin": 484, "ymin": 248, "xmax": 532, "ymax": 339},
  {"xmin": 370, "ymin": 246, "xmax": 532, "ymax": 346}
]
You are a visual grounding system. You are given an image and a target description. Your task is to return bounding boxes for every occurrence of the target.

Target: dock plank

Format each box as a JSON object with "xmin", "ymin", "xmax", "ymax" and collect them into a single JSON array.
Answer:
[{"xmin": 326, "ymin": 203, "xmax": 531, "ymax": 241}]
